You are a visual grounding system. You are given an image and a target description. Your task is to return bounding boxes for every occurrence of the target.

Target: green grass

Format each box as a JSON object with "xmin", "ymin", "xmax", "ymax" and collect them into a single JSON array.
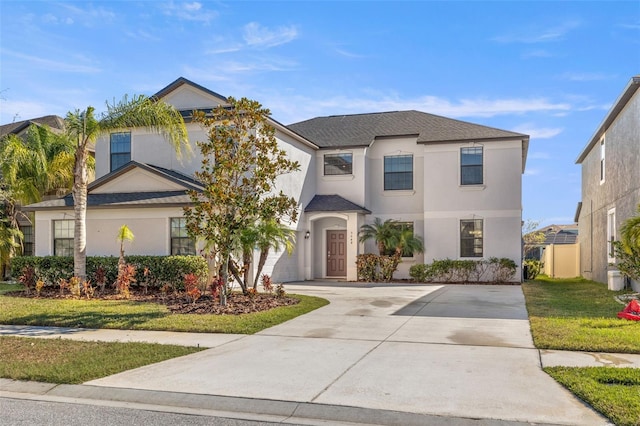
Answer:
[
  {"xmin": 0, "ymin": 292, "xmax": 329, "ymax": 334},
  {"xmin": 0, "ymin": 335, "xmax": 204, "ymax": 384},
  {"xmin": 522, "ymin": 276, "xmax": 640, "ymax": 353},
  {"xmin": 545, "ymin": 367, "xmax": 640, "ymax": 426}
]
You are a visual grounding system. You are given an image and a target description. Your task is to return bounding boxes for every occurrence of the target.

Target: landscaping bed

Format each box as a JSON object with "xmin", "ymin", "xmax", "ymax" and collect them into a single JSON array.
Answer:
[{"xmin": 6, "ymin": 287, "xmax": 299, "ymax": 315}]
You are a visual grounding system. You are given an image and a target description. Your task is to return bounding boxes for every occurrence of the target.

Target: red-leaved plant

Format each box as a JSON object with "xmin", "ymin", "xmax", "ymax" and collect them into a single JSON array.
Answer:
[
  {"xmin": 184, "ymin": 273, "xmax": 201, "ymax": 304},
  {"xmin": 261, "ymin": 274, "xmax": 273, "ymax": 294}
]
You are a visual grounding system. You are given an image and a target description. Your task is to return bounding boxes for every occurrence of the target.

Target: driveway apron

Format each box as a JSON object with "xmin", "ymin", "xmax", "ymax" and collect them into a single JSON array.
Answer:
[{"xmin": 86, "ymin": 283, "xmax": 607, "ymax": 425}]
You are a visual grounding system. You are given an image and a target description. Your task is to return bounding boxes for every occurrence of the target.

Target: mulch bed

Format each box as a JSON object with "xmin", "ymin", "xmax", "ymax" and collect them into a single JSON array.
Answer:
[{"xmin": 5, "ymin": 287, "xmax": 300, "ymax": 315}]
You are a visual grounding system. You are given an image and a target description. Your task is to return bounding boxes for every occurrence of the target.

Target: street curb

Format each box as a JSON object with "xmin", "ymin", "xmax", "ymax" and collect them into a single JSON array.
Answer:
[{"xmin": 0, "ymin": 379, "xmax": 571, "ymax": 426}]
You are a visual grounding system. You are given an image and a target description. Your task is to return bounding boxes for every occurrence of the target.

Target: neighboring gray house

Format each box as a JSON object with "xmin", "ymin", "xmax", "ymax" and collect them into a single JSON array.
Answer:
[{"xmin": 575, "ymin": 75, "xmax": 640, "ymax": 289}]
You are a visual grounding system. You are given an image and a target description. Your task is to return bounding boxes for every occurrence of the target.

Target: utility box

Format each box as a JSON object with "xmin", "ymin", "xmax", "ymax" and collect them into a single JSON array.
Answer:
[{"xmin": 607, "ymin": 269, "xmax": 624, "ymax": 291}]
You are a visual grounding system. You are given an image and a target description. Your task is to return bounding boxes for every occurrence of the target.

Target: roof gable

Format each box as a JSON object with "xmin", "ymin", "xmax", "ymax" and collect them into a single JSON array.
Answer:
[
  {"xmin": 89, "ymin": 161, "xmax": 203, "ymax": 194},
  {"xmin": 153, "ymin": 77, "xmax": 228, "ymax": 111},
  {"xmin": 0, "ymin": 115, "xmax": 65, "ymax": 138}
]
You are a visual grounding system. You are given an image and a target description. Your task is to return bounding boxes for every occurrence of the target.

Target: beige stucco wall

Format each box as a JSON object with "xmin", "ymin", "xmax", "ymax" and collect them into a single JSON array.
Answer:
[
  {"xmin": 543, "ymin": 244, "xmax": 580, "ymax": 278},
  {"xmin": 422, "ymin": 139, "xmax": 524, "ymax": 280},
  {"xmin": 34, "ymin": 207, "xmax": 188, "ymax": 257}
]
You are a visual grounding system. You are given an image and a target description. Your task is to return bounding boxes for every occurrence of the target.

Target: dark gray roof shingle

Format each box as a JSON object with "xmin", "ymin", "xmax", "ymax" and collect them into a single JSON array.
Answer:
[
  {"xmin": 304, "ymin": 195, "xmax": 371, "ymax": 213},
  {"xmin": 22, "ymin": 191, "xmax": 193, "ymax": 211},
  {"xmin": 0, "ymin": 115, "xmax": 65, "ymax": 138},
  {"xmin": 288, "ymin": 110, "xmax": 528, "ymax": 148}
]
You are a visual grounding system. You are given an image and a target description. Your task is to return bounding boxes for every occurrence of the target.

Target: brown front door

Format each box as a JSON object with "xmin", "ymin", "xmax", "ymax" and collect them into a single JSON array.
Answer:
[{"xmin": 327, "ymin": 230, "xmax": 347, "ymax": 277}]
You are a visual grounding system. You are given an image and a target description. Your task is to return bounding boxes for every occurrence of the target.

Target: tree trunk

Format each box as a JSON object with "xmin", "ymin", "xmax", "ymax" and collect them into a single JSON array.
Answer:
[
  {"xmin": 253, "ymin": 248, "xmax": 269, "ymax": 289},
  {"xmin": 219, "ymin": 250, "xmax": 229, "ymax": 306},
  {"xmin": 72, "ymin": 145, "xmax": 89, "ymax": 280},
  {"xmin": 228, "ymin": 258, "xmax": 248, "ymax": 294}
]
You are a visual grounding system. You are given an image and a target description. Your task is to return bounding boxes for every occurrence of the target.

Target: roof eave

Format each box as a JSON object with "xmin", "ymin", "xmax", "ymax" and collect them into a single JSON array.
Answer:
[{"xmin": 576, "ymin": 76, "xmax": 640, "ymax": 164}]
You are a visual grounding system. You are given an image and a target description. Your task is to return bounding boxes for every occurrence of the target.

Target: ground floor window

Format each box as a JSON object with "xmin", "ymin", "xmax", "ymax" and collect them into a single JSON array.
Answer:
[
  {"xmin": 460, "ymin": 219, "xmax": 483, "ymax": 257},
  {"xmin": 170, "ymin": 218, "xmax": 195, "ymax": 255},
  {"xmin": 53, "ymin": 220, "xmax": 74, "ymax": 256},
  {"xmin": 21, "ymin": 225, "xmax": 34, "ymax": 256}
]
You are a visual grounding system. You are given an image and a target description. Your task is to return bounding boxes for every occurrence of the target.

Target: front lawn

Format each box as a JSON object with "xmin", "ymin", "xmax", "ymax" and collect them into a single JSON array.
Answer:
[
  {"xmin": 0, "ymin": 336, "xmax": 203, "ymax": 384},
  {"xmin": 522, "ymin": 276, "xmax": 640, "ymax": 353},
  {"xmin": 522, "ymin": 276, "xmax": 640, "ymax": 425},
  {"xmin": 545, "ymin": 367, "xmax": 640, "ymax": 426},
  {"xmin": 0, "ymin": 289, "xmax": 329, "ymax": 334}
]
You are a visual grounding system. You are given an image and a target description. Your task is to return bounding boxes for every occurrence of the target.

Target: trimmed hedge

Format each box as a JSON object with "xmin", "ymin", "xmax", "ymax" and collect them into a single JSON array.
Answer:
[
  {"xmin": 10, "ymin": 255, "xmax": 208, "ymax": 290},
  {"xmin": 409, "ymin": 257, "xmax": 518, "ymax": 283}
]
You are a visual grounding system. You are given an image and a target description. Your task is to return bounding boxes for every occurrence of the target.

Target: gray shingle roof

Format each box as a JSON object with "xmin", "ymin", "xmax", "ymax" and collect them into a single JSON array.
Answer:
[
  {"xmin": 288, "ymin": 110, "xmax": 528, "ymax": 148},
  {"xmin": 0, "ymin": 115, "xmax": 65, "ymax": 138},
  {"xmin": 304, "ymin": 195, "xmax": 371, "ymax": 213},
  {"xmin": 22, "ymin": 191, "xmax": 193, "ymax": 211}
]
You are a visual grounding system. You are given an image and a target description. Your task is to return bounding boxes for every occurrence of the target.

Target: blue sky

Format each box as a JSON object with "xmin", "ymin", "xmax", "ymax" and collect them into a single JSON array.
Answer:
[{"xmin": 1, "ymin": 1, "xmax": 638, "ymax": 227}]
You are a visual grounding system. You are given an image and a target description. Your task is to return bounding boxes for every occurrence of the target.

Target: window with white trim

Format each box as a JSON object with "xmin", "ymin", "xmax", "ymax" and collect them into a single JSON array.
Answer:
[
  {"xmin": 384, "ymin": 154, "xmax": 413, "ymax": 190},
  {"xmin": 324, "ymin": 153, "xmax": 353, "ymax": 175},
  {"xmin": 53, "ymin": 220, "xmax": 74, "ymax": 256},
  {"xmin": 600, "ymin": 138, "xmax": 605, "ymax": 184},
  {"xmin": 461, "ymin": 146, "xmax": 483, "ymax": 185},
  {"xmin": 110, "ymin": 132, "xmax": 131, "ymax": 172},
  {"xmin": 21, "ymin": 225, "xmax": 34, "ymax": 256},
  {"xmin": 607, "ymin": 208, "xmax": 616, "ymax": 262},
  {"xmin": 460, "ymin": 219, "xmax": 483, "ymax": 257},
  {"xmin": 170, "ymin": 218, "xmax": 196, "ymax": 255}
]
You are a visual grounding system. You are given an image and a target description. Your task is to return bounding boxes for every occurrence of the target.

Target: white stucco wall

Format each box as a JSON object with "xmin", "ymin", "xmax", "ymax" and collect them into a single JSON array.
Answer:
[
  {"xmin": 34, "ymin": 207, "xmax": 188, "ymax": 257},
  {"xmin": 421, "ymin": 139, "xmax": 524, "ymax": 280},
  {"xmin": 316, "ymin": 148, "xmax": 367, "ymax": 207}
]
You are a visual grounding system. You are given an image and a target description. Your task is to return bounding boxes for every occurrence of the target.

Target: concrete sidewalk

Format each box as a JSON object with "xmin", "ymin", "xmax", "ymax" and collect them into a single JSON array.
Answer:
[{"xmin": 1, "ymin": 283, "xmax": 633, "ymax": 425}]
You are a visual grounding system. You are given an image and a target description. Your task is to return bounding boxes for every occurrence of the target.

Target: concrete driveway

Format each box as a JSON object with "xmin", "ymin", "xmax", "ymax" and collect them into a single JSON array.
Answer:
[{"xmin": 86, "ymin": 283, "xmax": 607, "ymax": 425}]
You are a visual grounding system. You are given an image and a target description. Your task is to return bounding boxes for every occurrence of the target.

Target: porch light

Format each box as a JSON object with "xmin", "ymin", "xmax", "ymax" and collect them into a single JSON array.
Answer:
[{"xmin": 305, "ymin": 230, "xmax": 310, "ymax": 239}]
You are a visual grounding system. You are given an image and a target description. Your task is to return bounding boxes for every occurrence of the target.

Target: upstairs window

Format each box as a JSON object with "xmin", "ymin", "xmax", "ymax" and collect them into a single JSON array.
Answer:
[
  {"xmin": 600, "ymin": 138, "xmax": 605, "ymax": 184},
  {"xmin": 460, "ymin": 219, "xmax": 483, "ymax": 257},
  {"xmin": 461, "ymin": 146, "xmax": 483, "ymax": 185},
  {"xmin": 170, "ymin": 218, "xmax": 196, "ymax": 255},
  {"xmin": 384, "ymin": 154, "xmax": 413, "ymax": 190},
  {"xmin": 110, "ymin": 132, "xmax": 131, "ymax": 172},
  {"xmin": 324, "ymin": 153, "xmax": 353, "ymax": 175},
  {"xmin": 53, "ymin": 220, "xmax": 74, "ymax": 257}
]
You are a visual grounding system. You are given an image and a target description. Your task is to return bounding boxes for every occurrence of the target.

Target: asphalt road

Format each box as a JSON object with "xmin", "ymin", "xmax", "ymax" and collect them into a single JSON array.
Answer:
[{"xmin": 0, "ymin": 397, "xmax": 292, "ymax": 426}]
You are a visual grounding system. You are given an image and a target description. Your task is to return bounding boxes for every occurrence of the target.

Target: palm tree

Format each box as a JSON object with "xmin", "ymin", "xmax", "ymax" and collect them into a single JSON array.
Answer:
[
  {"xmin": 621, "ymin": 205, "xmax": 640, "ymax": 252},
  {"xmin": 0, "ymin": 125, "xmax": 80, "ymax": 276},
  {"xmin": 253, "ymin": 219, "xmax": 295, "ymax": 288},
  {"xmin": 65, "ymin": 95, "xmax": 189, "ymax": 279},
  {"xmin": 391, "ymin": 225, "xmax": 424, "ymax": 258},
  {"xmin": 116, "ymin": 224, "xmax": 135, "ymax": 266},
  {"xmin": 358, "ymin": 218, "xmax": 399, "ymax": 255}
]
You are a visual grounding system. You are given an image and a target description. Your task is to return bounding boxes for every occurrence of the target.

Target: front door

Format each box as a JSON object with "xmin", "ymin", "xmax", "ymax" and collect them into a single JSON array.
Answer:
[{"xmin": 327, "ymin": 230, "xmax": 347, "ymax": 277}]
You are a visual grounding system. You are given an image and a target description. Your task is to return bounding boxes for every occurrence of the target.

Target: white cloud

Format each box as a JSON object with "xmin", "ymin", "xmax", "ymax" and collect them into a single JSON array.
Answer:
[
  {"xmin": 1, "ymin": 49, "xmax": 101, "ymax": 73},
  {"xmin": 522, "ymin": 49, "xmax": 554, "ymax": 59},
  {"xmin": 125, "ymin": 29, "xmax": 161, "ymax": 41},
  {"xmin": 493, "ymin": 20, "xmax": 581, "ymax": 43},
  {"xmin": 513, "ymin": 124, "xmax": 563, "ymax": 139},
  {"xmin": 335, "ymin": 48, "xmax": 366, "ymax": 59},
  {"xmin": 243, "ymin": 22, "xmax": 298, "ymax": 48},
  {"xmin": 558, "ymin": 72, "xmax": 616, "ymax": 82},
  {"xmin": 57, "ymin": 3, "xmax": 116, "ymax": 25},
  {"xmin": 256, "ymin": 92, "xmax": 574, "ymax": 124},
  {"xmin": 524, "ymin": 168, "xmax": 541, "ymax": 176},
  {"xmin": 528, "ymin": 152, "xmax": 551, "ymax": 160},
  {"xmin": 160, "ymin": 1, "xmax": 218, "ymax": 23}
]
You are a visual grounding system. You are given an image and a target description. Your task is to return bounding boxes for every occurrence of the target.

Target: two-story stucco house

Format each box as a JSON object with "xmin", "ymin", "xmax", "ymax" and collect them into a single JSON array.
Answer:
[
  {"xmin": 24, "ymin": 77, "xmax": 529, "ymax": 282},
  {"xmin": 575, "ymin": 76, "xmax": 640, "ymax": 290}
]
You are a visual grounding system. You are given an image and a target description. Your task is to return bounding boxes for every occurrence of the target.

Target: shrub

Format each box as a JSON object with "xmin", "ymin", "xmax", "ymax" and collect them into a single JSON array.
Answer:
[
  {"xmin": 115, "ymin": 264, "xmax": 136, "ymax": 299},
  {"xmin": 183, "ymin": 273, "xmax": 201, "ymax": 304},
  {"xmin": 409, "ymin": 263, "xmax": 431, "ymax": 282},
  {"xmin": 524, "ymin": 259, "xmax": 542, "ymax": 280},
  {"xmin": 261, "ymin": 274, "xmax": 273, "ymax": 294},
  {"xmin": 356, "ymin": 254, "xmax": 379, "ymax": 282},
  {"xmin": 488, "ymin": 257, "xmax": 518, "ymax": 283},
  {"xmin": 10, "ymin": 255, "xmax": 208, "ymax": 291},
  {"xmin": 18, "ymin": 266, "xmax": 37, "ymax": 295},
  {"xmin": 379, "ymin": 255, "xmax": 400, "ymax": 282}
]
